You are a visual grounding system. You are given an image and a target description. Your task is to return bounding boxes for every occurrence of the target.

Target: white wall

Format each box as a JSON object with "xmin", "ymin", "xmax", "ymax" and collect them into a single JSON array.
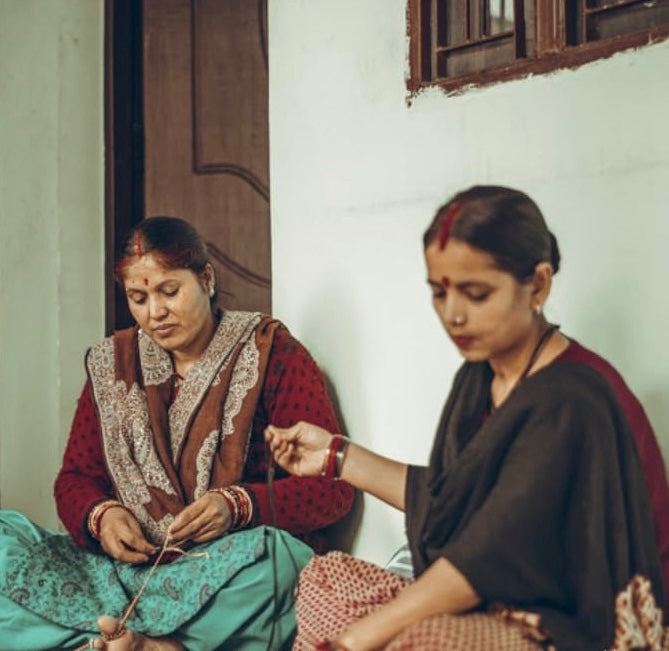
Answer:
[
  {"xmin": 0, "ymin": 0, "xmax": 105, "ymax": 527},
  {"xmin": 268, "ymin": 0, "xmax": 669, "ymax": 564}
]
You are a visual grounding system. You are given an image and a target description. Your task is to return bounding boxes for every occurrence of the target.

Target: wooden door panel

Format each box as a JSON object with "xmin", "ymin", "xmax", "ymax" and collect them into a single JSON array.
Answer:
[{"xmin": 143, "ymin": 0, "xmax": 271, "ymax": 313}]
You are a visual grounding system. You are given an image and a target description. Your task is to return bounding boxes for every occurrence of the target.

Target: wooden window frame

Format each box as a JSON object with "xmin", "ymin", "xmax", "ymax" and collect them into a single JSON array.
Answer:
[{"xmin": 407, "ymin": 0, "xmax": 669, "ymax": 95}]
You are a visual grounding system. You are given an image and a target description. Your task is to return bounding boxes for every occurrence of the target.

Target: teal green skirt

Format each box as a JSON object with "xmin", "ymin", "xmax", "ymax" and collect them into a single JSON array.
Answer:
[{"xmin": 0, "ymin": 510, "xmax": 313, "ymax": 650}]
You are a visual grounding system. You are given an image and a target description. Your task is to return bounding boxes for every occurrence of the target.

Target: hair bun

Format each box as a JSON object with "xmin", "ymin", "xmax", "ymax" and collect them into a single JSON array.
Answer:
[{"xmin": 548, "ymin": 231, "xmax": 561, "ymax": 274}]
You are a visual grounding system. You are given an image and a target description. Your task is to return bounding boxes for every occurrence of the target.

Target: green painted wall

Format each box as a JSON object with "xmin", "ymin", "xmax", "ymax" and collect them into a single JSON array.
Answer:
[{"xmin": 0, "ymin": 0, "xmax": 104, "ymax": 527}]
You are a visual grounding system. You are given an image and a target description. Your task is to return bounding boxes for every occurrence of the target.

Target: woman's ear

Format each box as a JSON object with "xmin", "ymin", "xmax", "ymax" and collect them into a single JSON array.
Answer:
[
  {"xmin": 201, "ymin": 263, "xmax": 216, "ymax": 296},
  {"xmin": 530, "ymin": 262, "xmax": 553, "ymax": 313}
]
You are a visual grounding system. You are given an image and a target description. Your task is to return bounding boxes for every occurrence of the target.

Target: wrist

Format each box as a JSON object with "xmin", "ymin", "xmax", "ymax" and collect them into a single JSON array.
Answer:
[
  {"xmin": 87, "ymin": 499, "xmax": 126, "ymax": 540},
  {"xmin": 208, "ymin": 485, "xmax": 254, "ymax": 530},
  {"xmin": 320, "ymin": 435, "xmax": 350, "ymax": 479}
]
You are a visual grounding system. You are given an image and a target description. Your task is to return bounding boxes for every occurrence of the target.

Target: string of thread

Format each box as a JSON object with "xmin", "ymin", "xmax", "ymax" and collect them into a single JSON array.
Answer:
[
  {"xmin": 74, "ymin": 444, "xmax": 297, "ymax": 650},
  {"xmin": 73, "ymin": 537, "xmax": 208, "ymax": 650}
]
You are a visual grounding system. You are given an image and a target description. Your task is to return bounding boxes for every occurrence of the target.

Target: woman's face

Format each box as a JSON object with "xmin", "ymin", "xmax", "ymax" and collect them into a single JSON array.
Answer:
[
  {"xmin": 122, "ymin": 253, "xmax": 214, "ymax": 359},
  {"xmin": 424, "ymin": 238, "xmax": 535, "ymax": 364}
]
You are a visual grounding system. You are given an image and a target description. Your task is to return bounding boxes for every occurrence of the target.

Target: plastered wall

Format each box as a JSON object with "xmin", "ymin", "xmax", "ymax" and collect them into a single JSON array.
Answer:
[
  {"xmin": 268, "ymin": 0, "xmax": 669, "ymax": 563},
  {"xmin": 0, "ymin": 0, "xmax": 104, "ymax": 527}
]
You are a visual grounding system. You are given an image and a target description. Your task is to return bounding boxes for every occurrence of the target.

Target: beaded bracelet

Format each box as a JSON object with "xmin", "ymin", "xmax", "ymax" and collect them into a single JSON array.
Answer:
[{"xmin": 87, "ymin": 499, "xmax": 127, "ymax": 540}]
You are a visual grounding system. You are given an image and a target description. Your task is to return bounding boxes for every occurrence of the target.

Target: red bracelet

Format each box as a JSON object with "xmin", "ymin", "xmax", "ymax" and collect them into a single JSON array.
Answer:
[
  {"xmin": 321, "ymin": 435, "xmax": 345, "ymax": 479},
  {"xmin": 88, "ymin": 500, "xmax": 127, "ymax": 540},
  {"xmin": 208, "ymin": 485, "xmax": 253, "ymax": 530}
]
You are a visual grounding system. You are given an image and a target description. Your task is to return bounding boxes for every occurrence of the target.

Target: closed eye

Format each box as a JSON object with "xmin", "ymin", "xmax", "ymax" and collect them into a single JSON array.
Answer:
[
  {"xmin": 127, "ymin": 292, "xmax": 146, "ymax": 305},
  {"xmin": 428, "ymin": 281, "xmax": 446, "ymax": 300},
  {"xmin": 466, "ymin": 291, "xmax": 490, "ymax": 302}
]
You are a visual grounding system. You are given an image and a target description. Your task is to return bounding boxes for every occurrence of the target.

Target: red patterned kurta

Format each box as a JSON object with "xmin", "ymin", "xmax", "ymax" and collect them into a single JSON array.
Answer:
[{"xmin": 54, "ymin": 324, "xmax": 354, "ymax": 553}]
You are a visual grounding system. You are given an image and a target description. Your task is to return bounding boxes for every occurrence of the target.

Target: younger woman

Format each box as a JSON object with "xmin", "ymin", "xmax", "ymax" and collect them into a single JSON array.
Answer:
[{"xmin": 266, "ymin": 186, "xmax": 669, "ymax": 651}]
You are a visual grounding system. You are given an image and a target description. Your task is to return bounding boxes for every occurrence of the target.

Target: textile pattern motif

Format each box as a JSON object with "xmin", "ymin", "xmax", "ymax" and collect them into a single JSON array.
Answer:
[
  {"xmin": 194, "ymin": 430, "xmax": 220, "ymax": 500},
  {"xmin": 292, "ymin": 552, "xmax": 546, "ymax": 651},
  {"xmin": 0, "ymin": 521, "xmax": 267, "ymax": 636},
  {"xmin": 86, "ymin": 311, "xmax": 262, "ymax": 543},
  {"xmin": 220, "ymin": 331, "xmax": 260, "ymax": 442},
  {"xmin": 0, "ymin": 514, "xmax": 268, "ymax": 638},
  {"xmin": 138, "ymin": 331, "xmax": 172, "ymax": 386},
  {"xmin": 611, "ymin": 574, "xmax": 669, "ymax": 651},
  {"xmin": 166, "ymin": 311, "xmax": 261, "ymax": 459},
  {"xmin": 86, "ymin": 338, "xmax": 175, "ymax": 543}
]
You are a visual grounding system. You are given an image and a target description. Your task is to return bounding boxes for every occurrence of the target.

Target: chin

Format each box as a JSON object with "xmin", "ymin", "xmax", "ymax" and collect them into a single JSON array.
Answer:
[
  {"xmin": 458, "ymin": 348, "xmax": 489, "ymax": 363},
  {"xmin": 150, "ymin": 333, "xmax": 180, "ymax": 351}
]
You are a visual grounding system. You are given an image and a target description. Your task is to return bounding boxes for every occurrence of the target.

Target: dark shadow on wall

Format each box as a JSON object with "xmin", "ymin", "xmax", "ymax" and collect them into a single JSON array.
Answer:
[{"xmin": 320, "ymin": 371, "xmax": 364, "ymax": 554}]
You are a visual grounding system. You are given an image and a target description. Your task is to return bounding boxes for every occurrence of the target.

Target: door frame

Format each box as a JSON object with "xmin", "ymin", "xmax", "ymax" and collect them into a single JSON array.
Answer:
[{"xmin": 104, "ymin": 0, "xmax": 144, "ymax": 333}]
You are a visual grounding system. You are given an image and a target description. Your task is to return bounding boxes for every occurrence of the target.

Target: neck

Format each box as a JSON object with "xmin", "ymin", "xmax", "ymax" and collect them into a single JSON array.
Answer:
[
  {"xmin": 171, "ymin": 312, "xmax": 217, "ymax": 376},
  {"xmin": 489, "ymin": 318, "xmax": 551, "ymax": 383}
]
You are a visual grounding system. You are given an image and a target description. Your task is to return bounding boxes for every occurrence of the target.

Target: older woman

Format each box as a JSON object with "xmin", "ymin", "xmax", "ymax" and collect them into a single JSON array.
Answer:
[
  {"xmin": 266, "ymin": 186, "xmax": 669, "ymax": 651},
  {"xmin": 0, "ymin": 217, "xmax": 353, "ymax": 650}
]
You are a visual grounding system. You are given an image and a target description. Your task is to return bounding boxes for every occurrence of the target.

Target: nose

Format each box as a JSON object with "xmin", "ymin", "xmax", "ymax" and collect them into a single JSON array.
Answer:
[
  {"xmin": 440, "ymin": 293, "xmax": 466, "ymax": 327},
  {"xmin": 147, "ymin": 294, "xmax": 168, "ymax": 321}
]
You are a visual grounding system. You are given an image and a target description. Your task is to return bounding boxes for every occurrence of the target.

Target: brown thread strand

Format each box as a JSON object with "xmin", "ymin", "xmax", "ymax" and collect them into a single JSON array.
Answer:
[{"xmin": 73, "ymin": 537, "xmax": 208, "ymax": 650}]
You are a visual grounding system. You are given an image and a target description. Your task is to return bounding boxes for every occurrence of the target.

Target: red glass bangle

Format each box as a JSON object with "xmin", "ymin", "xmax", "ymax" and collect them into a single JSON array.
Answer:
[
  {"xmin": 88, "ymin": 500, "xmax": 126, "ymax": 540},
  {"xmin": 208, "ymin": 485, "xmax": 253, "ymax": 530},
  {"xmin": 321, "ymin": 435, "xmax": 344, "ymax": 479}
]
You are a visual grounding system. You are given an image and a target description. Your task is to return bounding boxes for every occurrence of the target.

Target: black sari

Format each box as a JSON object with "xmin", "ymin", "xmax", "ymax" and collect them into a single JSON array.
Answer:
[{"xmin": 406, "ymin": 358, "xmax": 665, "ymax": 650}]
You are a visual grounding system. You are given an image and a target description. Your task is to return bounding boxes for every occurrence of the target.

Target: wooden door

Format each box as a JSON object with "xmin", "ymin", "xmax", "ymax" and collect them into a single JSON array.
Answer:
[{"xmin": 142, "ymin": 0, "xmax": 271, "ymax": 313}]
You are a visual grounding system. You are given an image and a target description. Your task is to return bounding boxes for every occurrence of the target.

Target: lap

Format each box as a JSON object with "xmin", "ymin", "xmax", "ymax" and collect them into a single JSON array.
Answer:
[
  {"xmin": 0, "ymin": 510, "xmax": 312, "ymax": 651},
  {"xmin": 292, "ymin": 551, "xmax": 544, "ymax": 651}
]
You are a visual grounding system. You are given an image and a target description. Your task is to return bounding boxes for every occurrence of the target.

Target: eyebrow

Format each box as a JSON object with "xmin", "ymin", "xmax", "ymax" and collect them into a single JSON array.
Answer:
[
  {"xmin": 426, "ymin": 279, "xmax": 492, "ymax": 291},
  {"xmin": 126, "ymin": 279, "xmax": 179, "ymax": 293}
]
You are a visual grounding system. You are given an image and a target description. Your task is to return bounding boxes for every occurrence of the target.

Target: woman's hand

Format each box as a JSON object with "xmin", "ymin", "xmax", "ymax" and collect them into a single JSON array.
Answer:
[
  {"xmin": 265, "ymin": 421, "xmax": 334, "ymax": 477},
  {"xmin": 167, "ymin": 492, "xmax": 233, "ymax": 546},
  {"xmin": 98, "ymin": 507, "xmax": 157, "ymax": 564}
]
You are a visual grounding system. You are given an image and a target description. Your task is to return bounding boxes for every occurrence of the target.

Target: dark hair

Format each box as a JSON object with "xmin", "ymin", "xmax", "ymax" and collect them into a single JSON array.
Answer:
[
  {"xmin": 423, "ymin": 185, "xmax": 561, "ymax": 281},
  {"xmin": 115, "ymin": 216, "xmax": 217, "ymax": 301}
]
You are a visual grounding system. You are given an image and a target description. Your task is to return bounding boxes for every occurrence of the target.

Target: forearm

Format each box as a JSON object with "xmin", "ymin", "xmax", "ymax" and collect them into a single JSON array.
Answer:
[
  {"xmin": 339, "ymin": 442, "xmax": 407, "ymax": 511},
  {"xmin": 337, "ymin": 557, "xmax": 480, "ymax": 650},
  {"xmin": 55, "ymin": 381, "xmax": 115, "ymax": 546},
  {"xmin": 55, "ymin": 471, "xmax": 114, "ymax": 546}
]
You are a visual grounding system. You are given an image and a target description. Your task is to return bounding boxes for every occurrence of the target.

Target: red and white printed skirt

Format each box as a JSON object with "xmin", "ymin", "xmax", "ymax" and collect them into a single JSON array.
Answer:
[{"xmin": 292, "ymin": 552, "xmax": 550, "ymax": 651}]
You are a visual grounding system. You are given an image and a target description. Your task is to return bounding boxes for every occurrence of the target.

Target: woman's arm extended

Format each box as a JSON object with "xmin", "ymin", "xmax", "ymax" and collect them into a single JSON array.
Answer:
[
  {"xmin": 335, "ymin": 557, "xmax": 479, "ymax": 651},
  {"xmin": 265, "ymin": 421, "xmax": 408, "ymax": 511}
]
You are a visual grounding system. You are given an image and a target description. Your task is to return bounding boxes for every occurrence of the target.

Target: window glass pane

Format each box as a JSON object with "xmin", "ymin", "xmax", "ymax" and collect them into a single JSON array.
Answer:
[
  {"xmin": 584, "ymin": 0, "xmax": 669, "ymax": 42},
  {"xmin": 437, "ymin": 36, "xmax": 516, "ymax": 76},
  {"xmin": 488, "ymin": 0, "xmax": 514, "ymax": 34},
  {"xmin": 442, "ymin": 0, "xmax": 469, "ymax": 47}
]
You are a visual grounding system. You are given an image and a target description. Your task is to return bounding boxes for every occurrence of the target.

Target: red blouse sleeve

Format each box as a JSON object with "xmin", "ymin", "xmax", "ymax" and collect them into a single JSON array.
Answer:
[
  {"xmin": 242, "ymin": 326, "xmax": 355, "ymax": 551},
  {"xmin": 54, "ymin": 381, "xmax": 115, "ymax": 548}
]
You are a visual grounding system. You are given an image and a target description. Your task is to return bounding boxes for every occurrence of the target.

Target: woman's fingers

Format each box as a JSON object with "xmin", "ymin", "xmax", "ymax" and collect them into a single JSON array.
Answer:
[
  {"xmin": 169, "ymin": 493, "xmax": 231, "ymax": 544},
  {"xmin": 265, "ymin": 424, "xmax": 297, "ymax": 449},
  {"xmin": 169, "ymin": 503, "xmax": 205, "ymax": 543},
  {"xmin": 265, "ymin": 421, "xmax": 335, "ymax": 476},
  {"xmin": 99, "ymin": 510, "xmax": 156, "ymax": 563},
  {"xmin": 101, "ymin": 534, "xmax": 152, "ymax": 564}
]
